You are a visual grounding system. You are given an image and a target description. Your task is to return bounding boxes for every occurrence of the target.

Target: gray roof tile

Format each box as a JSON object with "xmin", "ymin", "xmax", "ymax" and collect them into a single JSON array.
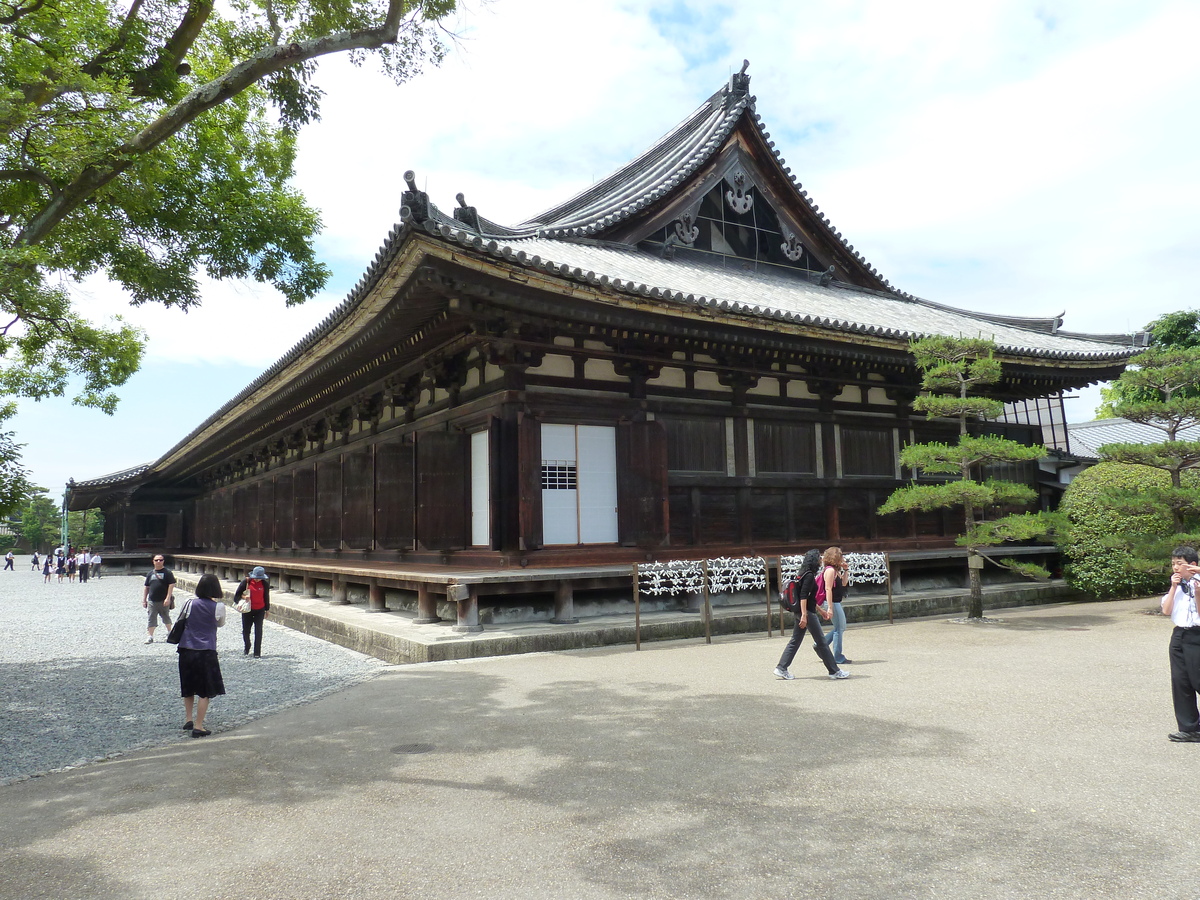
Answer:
[{"xmin": 1067, "ymin": 417, "xmax": 1200, "ymax": 458}]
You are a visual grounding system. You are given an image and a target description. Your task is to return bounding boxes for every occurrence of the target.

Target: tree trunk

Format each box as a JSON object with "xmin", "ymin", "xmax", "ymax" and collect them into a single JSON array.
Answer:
[{"xmin": 967, "ymin": 558, "xmax": 983, "ymax": 619}]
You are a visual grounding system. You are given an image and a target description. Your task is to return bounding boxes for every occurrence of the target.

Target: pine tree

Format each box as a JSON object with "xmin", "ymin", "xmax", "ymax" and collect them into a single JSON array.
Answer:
[
  {"xmin": 1092, "ymin": 346, "xmax": 1200, "ymax": 557},
  {"xmin": 878, "ymin": 336, "xmax": 1055, "ymax": 619}
]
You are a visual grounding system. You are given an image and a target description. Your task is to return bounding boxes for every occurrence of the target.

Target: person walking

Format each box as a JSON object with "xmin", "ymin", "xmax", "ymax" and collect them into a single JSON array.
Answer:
[
  {"xmin": 177, "ymin": 573, "xmax": 227, "ymax": 738},
  {"xmin": 774, "ymin": 549, "xmax": 847, "ymax": 681},
  {"xmin": 90, "ymin": 550, "xmax": 102, "ymax": 579},
  {"xmin": 142, "ymin": 554, "xmax": 176, "ymax": 643},
  {"xmin": 821, "ymin": 547, "xmax": 852, "ymax": 665},
  {"xmin": 30, "ymin": 551, "xmax": 39, "ymax": 572},
  {"xmin": 232, "ymin": 566, "xmax": 271, "ymax": 657},
  {"xmin": 4, "ymin": 550, "xmax": 13, "ymax": 571},
  {"xmin": 76, "ymin": 549, "xmax": 89, "ymax": 583},
  {"xmin": 42, "ymin": 555, "xmax": 51, "ymax": 583},
  {"xmin": 55, "ymin": 553, "xmax": 65, "ymax": 583},
  {"xmin": 1162, "ymin": 546, "xmax": 1200, "ymax": 743}
]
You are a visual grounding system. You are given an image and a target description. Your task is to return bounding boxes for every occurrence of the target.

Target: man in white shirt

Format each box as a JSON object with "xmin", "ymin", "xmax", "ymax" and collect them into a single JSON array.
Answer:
[{"xmin": 1161, "ymin": 546, "xmax": 1200, "ymax": 742}]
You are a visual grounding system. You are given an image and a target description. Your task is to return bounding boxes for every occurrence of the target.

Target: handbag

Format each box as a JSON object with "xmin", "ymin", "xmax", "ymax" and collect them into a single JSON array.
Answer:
[
  {"xmin": 165, "ymin": 599, "xmax": 192, "ymax": 644},
  {"xmin": 235, "ymin": 597, "xmax": 252, "ymax": 614}
]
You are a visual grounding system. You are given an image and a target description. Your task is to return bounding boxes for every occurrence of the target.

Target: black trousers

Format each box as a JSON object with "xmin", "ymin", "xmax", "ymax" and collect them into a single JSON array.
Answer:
[
  {"xmin": 777, "ymin": 613, "xmax": 839, "ymax": 674},
  {"xmin": 78, "ymin": 562, "xmax": 88, "ymax": 582},
  {"xmin": 242, "ymin": 609, "xmax": 266, "ymax": 656},
  {"xmin": 1170, "ymin": 626, "xmax": 1200, "ymax": 732}
]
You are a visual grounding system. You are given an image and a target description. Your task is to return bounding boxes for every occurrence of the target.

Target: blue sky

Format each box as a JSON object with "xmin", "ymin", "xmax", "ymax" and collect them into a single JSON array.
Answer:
[{"xmin": 10, "ymin": 0, "xmax": 1200, "ymax": 497}]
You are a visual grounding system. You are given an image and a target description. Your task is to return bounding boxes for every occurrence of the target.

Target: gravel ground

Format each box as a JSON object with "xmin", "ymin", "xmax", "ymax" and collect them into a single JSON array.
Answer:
[{"xmin": 0, "ymin": 565, "xmax": 385, "ymax": 784}]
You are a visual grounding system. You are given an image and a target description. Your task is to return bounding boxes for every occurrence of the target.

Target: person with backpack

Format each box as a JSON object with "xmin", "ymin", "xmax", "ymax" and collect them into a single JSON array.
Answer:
[
  {"xmin": 774, "ymin": 548, "xmax": 848, "ymax": 681},
  {"xmin": 232, "ymin": 566, "xmax": 271, "ymax": 657},
  {"xmin": 821, "ymin": 546, "xmax": 852, "ymax": 665}
]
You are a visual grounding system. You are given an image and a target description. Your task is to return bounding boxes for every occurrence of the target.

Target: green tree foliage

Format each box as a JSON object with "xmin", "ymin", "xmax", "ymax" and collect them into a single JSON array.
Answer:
[
  {"xmin": 878, "ymin": 336, "xmax": 1055, "ymax": 618},
  {"xmin": 19, "ymin": 493, "xmax": 60, "ymax": 552},
  {"xmin": 1058, "ymin": 462, "xmax": 1194, "ymax": 598},
  {"xmin": 0, "ymin": 0, "xmax": 455, "ymax": 414},
  {"xmin": 1098, "ymin": 309, "xmax": 1200, "ymax": 416},
  {"xmin": 0, "ymin": 404, "xmax": 33, "ymax": 518},
  {"xmin": 68, "ymin": 508, "xmax": 104, "ymax": 549},
  {"xmin": 1078, "ymin": 346, "xmax": 1200, "ymax": 575}
]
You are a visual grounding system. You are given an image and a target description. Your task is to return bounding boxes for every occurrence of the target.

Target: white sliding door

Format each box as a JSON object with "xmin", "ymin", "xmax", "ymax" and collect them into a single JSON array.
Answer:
[
  {"xmin": 470, "ymin": 430, "xmax": 490, "ymax": 547},
  {"xmin": 541, "ymin": 423, "xmax": 617, "ymax": 545}
]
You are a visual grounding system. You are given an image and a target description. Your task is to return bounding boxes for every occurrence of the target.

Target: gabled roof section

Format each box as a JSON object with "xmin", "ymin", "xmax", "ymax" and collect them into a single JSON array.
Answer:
[
  {"xmin": 518, "ymin": 74, "xmax": 751, "ymax": 237},
  {"xmin": 404, "ymin": 62, "xmax": 892, "ymax": 292}
]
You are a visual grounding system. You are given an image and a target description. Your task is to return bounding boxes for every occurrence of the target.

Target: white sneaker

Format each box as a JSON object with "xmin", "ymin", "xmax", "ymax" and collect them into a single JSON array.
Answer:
[
  {"xmin": 773, "ymin": 667, "xmax": 795, "ymax": 680},
  {"xmin": 830, "ymin": 669, "xmax": 849, "ymax": 680},
  {"xmin": 144, "ymin": 636, "xmax": 154, "ymax": 644}
]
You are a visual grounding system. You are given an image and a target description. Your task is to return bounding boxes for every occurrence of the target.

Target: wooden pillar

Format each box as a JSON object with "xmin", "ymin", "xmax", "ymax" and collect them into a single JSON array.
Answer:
[
  {"xmin": 330, "ymin": 578, "xmax": 349, "ymax": 605},
  {"xmin": 413, "ymin": 583, "xmax": 440, "ymax": 624},
  {"xmin": 452, "ymin": 584, "xmax": 483, "ymax": 633},
  {"xmin": 367, "ymin": 579, "xmax": 388, "ymax": 612},
  {"xmin": 302, "ymin": 575, "xmax": 317, "ymax": 598},
  {"xmin": 551, "ymin": 579, "xmax": 578, "ymax": 624}
]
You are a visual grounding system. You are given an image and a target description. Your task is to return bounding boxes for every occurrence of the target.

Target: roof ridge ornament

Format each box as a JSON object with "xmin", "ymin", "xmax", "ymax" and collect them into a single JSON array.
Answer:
[
  {"xmin": 726, "ymin": 59, "xmax": 751, "ymax": 105},
  {"xmin": 453, "ymin": 192, "xmax": 481, "ymax": 231},
  {"xmin": 401, "ymin": 170, "xmax": 429, "ymax": 223}
]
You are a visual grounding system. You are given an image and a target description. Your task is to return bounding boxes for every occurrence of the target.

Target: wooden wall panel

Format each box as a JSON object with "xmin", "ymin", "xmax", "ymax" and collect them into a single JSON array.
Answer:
[
  {"xmin": 517, "ymin": 416, "xmax": 542, "ymax": 551},
  {"xmin": 750, "ymin": 489, "xmax": 788, "ymax": 543},
  {"xmin": 244, "ymin": 482, "xmax": 259, "ymax": 548},
  {"xmin": 375, "ymin": 440, "xmax": 414, "ymax": 550},
  {"xmin": 668, "ymin": 487, "xmax": 696, "ymax": 546},
  {"xmin": 416, "ymin": 431, "xmax": 467, "ymax": 551},
  {"xmin": 258, "ymin": 479, "xmax": 275, "ymax": 548},
  {"xmin": 274, "ymin": 473, "xmax": 293, "ymax": 548},
  {"xmin": 293, "ymin": 463, "xmax": 316, "ymax": 549},
  {"xmin": 790, "ymin": 490, "xmax": 828, "ymax": 542},
  {"xmin": 231, "ymin": 486, "xmax": 246, "ymax": 547},
  {"xmin": 698, "ymin": 489, "xmax": 739, "ymax": 544},
  {"xmin": 316, "ymin": 456, "xmax": 342, "ymax": 549},
  {"xmin": 617, "ymin": 420, "xmax": 668, "ymax": 548},
  {"xmin": 341, "ymin": 448, "xmax": 374, "ymax": 550}
]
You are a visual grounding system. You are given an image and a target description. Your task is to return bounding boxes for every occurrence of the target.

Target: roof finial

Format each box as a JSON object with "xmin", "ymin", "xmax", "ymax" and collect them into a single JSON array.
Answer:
[
  {"xmin": 453, "ymin": 192, "xmax": 481, "ymax": 231},
  {"xmin": 729, "ymin": 59, "xmax": 751, "ymax": 98},
  {"xmin": 400, "ymin": 169, "xmax": 429, "ymax": 223}
]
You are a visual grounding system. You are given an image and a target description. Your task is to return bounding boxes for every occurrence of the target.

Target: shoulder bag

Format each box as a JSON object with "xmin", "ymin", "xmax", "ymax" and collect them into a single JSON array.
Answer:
[{"xmin": 165, "ymin": 599, "xmax": 193, "ymax": 645}]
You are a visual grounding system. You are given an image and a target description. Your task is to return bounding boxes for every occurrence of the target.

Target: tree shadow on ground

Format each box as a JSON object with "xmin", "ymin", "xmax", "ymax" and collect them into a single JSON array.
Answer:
[{"xmin": 0, "ymin": 662, "xmax": 1172, "ymax": 900}]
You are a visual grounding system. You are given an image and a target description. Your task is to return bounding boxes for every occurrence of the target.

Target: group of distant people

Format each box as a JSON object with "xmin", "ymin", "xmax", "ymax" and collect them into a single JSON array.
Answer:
[
  {"xmin": 6, "ymin": 547, "xmax": 103, "ymax": 583},
  {"xmin": 141, "ymin": 555, "xmax": 272, "ymax": 739}
]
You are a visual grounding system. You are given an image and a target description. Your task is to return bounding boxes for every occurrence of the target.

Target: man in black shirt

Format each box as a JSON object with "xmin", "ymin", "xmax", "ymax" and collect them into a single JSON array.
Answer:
[{"xmin": 141, "ymin": 554, "xmax": 176, "ymax": 644}]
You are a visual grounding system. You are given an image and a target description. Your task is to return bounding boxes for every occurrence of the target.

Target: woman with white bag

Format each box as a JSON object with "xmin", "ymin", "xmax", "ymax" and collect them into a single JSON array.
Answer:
[{"xmin": 232, "ymin": 565, "xmax": 271, "ymax": 658}]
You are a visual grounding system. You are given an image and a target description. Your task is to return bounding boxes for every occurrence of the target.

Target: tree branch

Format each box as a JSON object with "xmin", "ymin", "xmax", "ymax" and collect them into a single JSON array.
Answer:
[
  {"xmin": 0, "ymin": 0, "xmax": 45, "ymax": 26},
  {"xmin": 81, "ymin": 0, "xmax": 147, "ymax": 79},
  {"xmin": 0, "ymin": 167, "xmax": 60, "ymax": 197},
  {"xmin": 129, "ymin": 0, "xmax": 214, "ymax": 96},
  {"xmin": 15, "ymin": 0, "xmax": 412, "ymax": 248}
]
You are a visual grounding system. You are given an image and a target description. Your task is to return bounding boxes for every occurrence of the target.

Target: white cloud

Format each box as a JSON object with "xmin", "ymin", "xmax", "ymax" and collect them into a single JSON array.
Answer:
[{"xmin": 13, "ymin": 0, "xmax": 1200, "ymax": 495}]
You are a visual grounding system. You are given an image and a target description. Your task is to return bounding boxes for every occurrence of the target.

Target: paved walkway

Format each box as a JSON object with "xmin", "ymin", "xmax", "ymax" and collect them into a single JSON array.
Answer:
[{"xmin": 0, "ymin": 593, "xmax": 1192, "ymax": 900}]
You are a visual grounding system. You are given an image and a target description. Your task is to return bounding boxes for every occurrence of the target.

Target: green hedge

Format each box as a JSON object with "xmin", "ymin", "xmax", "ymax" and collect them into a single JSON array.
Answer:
[{"xmin": 1059, "ymin": 461, "xmax": 1197, "ymax": 599}]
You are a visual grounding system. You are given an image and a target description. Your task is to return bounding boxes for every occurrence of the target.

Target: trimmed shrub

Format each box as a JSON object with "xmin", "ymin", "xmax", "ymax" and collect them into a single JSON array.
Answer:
[{"xmin": 1059, "ymin": 462, "xmax": 1200, "ymax": 599}]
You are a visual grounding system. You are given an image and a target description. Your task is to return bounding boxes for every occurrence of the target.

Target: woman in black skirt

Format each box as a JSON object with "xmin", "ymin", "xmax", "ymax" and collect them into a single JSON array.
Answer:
[{"xmin": 177, "ymin": 573, "xmax": 227, "ymax": 737}]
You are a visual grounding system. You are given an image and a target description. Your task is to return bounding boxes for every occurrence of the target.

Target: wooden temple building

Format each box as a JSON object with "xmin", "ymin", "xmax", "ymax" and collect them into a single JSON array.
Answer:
[{"xmin": 68, "ymin": 66, "xmax": 1137, "ymax": 627}]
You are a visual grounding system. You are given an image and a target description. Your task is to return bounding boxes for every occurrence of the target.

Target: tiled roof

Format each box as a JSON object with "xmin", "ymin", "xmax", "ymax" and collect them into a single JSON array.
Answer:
[
  {"xmin": 444, "ymin": 68, "xmax": 891, "ymax": 292},
  {"xmin": 520, "ymin": 86, "xmax": 748, "ymax": 237},
  {"xmin": 1067, "ymin": 418, "xmax": 1200, "ymax": 458},
  {"xmin": 413, "ymin": 221, "xmax": 1134, "ymax": 360},
  {"xmin": 71, "ymin": 464, "xmax": 151, "ymax": 490}
]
